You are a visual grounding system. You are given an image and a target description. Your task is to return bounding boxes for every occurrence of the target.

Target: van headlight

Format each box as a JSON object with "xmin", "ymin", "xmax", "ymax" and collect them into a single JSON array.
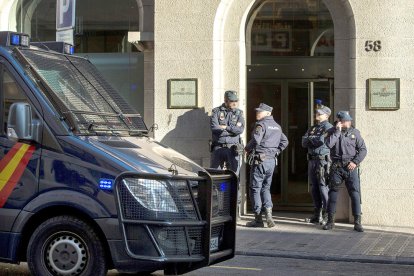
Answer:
[{"xmin": 122, "ymin": 178, "xmax": 178, "ymax": 213}]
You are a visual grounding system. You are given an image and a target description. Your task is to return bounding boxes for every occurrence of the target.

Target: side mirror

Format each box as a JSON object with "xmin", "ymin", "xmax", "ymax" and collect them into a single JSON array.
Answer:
[{"xmin": 7, "ymin": 102, "xmax": 40, "ymax": 142}]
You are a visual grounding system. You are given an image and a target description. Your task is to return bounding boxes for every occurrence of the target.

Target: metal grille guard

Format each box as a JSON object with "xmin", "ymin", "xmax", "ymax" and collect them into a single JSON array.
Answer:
[{"xmin": 114, "ymin": 169, "xmax": 238, "ymax": 268}]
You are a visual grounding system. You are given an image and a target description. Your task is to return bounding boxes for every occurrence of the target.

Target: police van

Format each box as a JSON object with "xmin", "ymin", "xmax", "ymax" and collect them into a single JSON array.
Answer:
[{"xmin": 0, "ymin": 31, "xmax": 237, "ymax": 275}]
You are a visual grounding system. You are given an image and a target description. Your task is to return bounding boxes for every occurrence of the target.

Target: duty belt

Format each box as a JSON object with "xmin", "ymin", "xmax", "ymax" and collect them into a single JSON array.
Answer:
[
  {"xmin": 215, "ymin": 143, "xmax": 236, "ymax": 148},
  {"xmin": 307, "ymin": 154, "xmax": 329, "ymax": 161},
  {"xmin": 332, "ymin": 159, "xmax": 351, "ymax": 168}
]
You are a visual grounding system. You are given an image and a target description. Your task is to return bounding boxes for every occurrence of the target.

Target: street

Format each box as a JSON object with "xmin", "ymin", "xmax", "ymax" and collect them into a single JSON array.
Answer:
[{"xmin": 1, "ymin": 255, "xmax": 413, "ymax": 276}]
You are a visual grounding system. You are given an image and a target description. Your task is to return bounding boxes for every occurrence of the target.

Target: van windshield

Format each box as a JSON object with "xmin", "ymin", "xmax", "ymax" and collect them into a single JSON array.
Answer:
[{"xmin": 15, "ymin": 48, "xmax": 147, "ymax": 136}]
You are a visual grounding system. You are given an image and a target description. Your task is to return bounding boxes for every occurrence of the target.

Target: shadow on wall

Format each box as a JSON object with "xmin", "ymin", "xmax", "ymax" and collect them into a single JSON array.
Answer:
[{"xmin": 160, "ymin": 108, "xmax": 211, "ymax": 167}]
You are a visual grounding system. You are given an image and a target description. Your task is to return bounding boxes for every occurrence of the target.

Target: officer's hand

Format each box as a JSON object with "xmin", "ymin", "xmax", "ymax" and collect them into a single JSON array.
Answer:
[
  {"xmin": 336, "ymin": 121, "xmax": 343, "ymax": 131},
  {"xmin": 347, "ymin": 161, "xmax": 357, "ymax": 171},
  {"xmin": 219, "ymin": 125, "xmax": 227, "ymax": 130}
]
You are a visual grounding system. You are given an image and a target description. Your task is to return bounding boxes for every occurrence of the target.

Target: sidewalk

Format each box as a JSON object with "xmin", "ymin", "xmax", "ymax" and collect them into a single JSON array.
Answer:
[{"xmin": 235, "ymin": 213, "xmax": 414, "ymax": 265}]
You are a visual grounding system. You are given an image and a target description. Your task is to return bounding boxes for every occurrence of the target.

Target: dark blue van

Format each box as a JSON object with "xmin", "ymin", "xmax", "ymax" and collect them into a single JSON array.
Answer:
[{"xmin": 0, "ymin": 31, "xmax": 237, "ymax": 275}]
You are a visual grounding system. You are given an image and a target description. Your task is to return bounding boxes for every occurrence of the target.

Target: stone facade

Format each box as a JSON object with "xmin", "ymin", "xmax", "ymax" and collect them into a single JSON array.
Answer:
[{"xmin": 153, "ymin": 0, "xmax": 414, "ymax": 227}]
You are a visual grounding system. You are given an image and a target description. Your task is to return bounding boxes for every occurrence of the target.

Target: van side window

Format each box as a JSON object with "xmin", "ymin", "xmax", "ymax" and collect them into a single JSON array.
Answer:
[{"xmin": 1, "ymin": 68, "xmax": 28, "ymax": 135}]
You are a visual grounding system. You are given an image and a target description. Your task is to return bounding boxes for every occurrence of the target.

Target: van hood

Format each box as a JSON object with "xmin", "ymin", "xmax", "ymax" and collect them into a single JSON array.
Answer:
[{"xmin": 83, "ymin": 136, "xmax": 205, "ymax": 176}]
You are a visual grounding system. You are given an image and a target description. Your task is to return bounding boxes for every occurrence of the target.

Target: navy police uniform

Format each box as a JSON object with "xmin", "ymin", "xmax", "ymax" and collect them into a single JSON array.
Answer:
[
  {"xmin": 245, "ymin": 103, "xmax": 288, "ymax": 221},
  {"xmin": 302, "ymin": 106, "xmax": 333, "ymax": 224},
  {"xmin": 323, "ymin": 111, "xmax": 367, "ymax": 232},
  {"xmin": 210, "ymin": 91, "xmax": 244, "ymax": 175}
]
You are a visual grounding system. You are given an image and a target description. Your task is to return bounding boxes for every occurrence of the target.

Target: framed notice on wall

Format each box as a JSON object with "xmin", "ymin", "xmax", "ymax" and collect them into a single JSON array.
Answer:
[
  {"xmin": 167, "ymin": 79, "xmax": 198, "ymax": 109},
  {"xmin": 368, "ymin": 78, "xmax": 400, "ymax": 110}
]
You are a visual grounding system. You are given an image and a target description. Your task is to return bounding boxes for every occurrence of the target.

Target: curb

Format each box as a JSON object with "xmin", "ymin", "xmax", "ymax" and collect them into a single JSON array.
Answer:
[{"xmin": 235, "ymin": 250, "xmax": 414, "ymax": 266}]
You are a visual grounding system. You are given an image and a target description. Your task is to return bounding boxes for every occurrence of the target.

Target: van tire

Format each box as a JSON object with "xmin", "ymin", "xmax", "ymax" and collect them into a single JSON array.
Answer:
[{"xmin": 27, "ymin": 215, "xmax": 107, "ymax": 276}]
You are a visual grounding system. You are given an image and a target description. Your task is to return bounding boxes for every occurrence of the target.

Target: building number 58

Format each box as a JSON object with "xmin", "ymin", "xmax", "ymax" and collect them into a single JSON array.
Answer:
[{"xmin": 365, "ymin": 40, "xmax": 381, "ymax": 52}]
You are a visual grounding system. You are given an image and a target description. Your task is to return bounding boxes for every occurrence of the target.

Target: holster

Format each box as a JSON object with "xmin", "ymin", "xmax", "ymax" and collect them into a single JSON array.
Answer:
[
  {"xmin": 247, "ymin": 152, "xmax": 255, "ymax": 165},
  {"xmin": 247, "ymin": 152, "xmax": 266, "ymax": 165},
  {"xmin": 232, "ymin": 144, "xmax": 244, "ymax": 156},
  {"xmin": 325, "ymin": 155, "xmax": 331, "ymax": 179}
]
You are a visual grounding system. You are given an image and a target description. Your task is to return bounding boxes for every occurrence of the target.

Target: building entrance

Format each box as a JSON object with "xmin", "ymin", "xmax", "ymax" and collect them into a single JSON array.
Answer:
[
  {"xmin": 246, "ymin": 77, "xmax": 333, "ymax": 210},
  {"xmin": 244, "ymin": 0, "xmax": 335, "ymax": 212}
]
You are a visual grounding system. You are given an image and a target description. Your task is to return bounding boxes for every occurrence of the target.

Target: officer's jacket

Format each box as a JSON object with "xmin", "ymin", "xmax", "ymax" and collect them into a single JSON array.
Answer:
[
  {"xmin": 302, "ymin": 120, "xmax": 333, "ymax": 156},
  {"xmin": 210, "ymin": 104, "xmax": 245, "ymax": 145},
  {"xmin": 325, "ymin": 126, "xmax": 367, "ymax": 165},
  {"xmin": 245, "ymin": 116, "xmax": 288, "ymax": 156}
]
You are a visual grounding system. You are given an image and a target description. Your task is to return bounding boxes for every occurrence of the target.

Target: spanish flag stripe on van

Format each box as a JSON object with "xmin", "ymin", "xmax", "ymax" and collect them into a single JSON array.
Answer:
[
  {"xmin": 0, "ymin": 143, "xmax": 24, "ymax": 172},
  {"xmin": 0, "ymin": 143, "xmax": 35, "ymax": 208}
]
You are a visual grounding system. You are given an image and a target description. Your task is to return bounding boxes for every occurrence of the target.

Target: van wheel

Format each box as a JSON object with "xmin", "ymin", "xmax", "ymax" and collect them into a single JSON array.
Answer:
[{"xmin": 27, "ymin": 216, "xmax": 107, "ymax": 276}]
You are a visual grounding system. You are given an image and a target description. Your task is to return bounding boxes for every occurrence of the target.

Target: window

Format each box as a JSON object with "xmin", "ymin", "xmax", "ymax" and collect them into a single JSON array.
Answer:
[
  {"xmin": 249, "ymin": 0, "xmax": 334, "ymax": 63},
  {"xmin": 17, "ymin": 0, "xmax": 146, "ymax": 118},
  {"xmin": 18, "ymin": 0, "xmax": 140, "ymax": 53},
  {"xmin": 1, "ymin": 67, "xmax": 28, "ymax": 135}
]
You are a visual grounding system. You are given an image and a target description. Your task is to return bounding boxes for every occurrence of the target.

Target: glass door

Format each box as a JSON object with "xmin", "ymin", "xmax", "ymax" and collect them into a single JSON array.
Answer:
[
  {"xmin": 283, "ymin": 80, "xmax": 332, "ymax": 207},
  {"xmin": 246, "ymin": 79, "xmax": 333, "ymax": 210}
]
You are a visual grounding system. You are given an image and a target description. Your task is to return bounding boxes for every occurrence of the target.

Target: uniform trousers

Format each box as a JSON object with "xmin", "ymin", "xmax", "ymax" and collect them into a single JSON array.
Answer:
[
  {"xmin": 308, "ymin": 159, "xmax": 330, "ymax": 210},
  {"xmin": 249, "ymin": 158, "xmax": 276, "ymax": 215},
  {"xmin": 327, "ymin": 164, "xmax": 361, "ymax": 216}
]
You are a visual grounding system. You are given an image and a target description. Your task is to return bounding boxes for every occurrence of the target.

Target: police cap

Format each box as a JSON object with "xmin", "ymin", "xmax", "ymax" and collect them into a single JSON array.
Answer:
[
  {"xmin": 224, "ymin": 90, "xmax": 238, "ymax": 101},
  {"xmin": 336, "ymin": 111, "xmax": 353, "ymax": 121},
  {"xmin": 255, "ymin": 103, "xmax": 273, "ymax": 113},
  {"xmin": 316, "ymin": 106, "xmax": 331, "ymax": 116}
]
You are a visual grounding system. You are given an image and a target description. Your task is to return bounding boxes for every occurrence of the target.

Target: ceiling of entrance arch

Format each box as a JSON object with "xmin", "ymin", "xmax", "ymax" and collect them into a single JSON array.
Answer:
[{"xmin": 250, "ymin": 0, "xmax": 334, "ymax": 59}]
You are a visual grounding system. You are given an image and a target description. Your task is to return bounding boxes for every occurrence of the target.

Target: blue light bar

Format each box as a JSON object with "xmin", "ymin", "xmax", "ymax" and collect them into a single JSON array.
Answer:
[
  {"xmin": 99, "ymin": 179, "xmax": 114, "ymax": 190},
  {"xmin": 0, "ymin": 32, "xmax": 30, "ymax": 47},
  {"xmin": 64, "ymin": 44, "xmax": 75, "ymax": 55},
  {"xmin": 219, "ymin": 182, "xmax": 229, "ymax": 192},
  {"xmin": 10, "ymin": 34, "xmax": 20, "ymax": 46}
]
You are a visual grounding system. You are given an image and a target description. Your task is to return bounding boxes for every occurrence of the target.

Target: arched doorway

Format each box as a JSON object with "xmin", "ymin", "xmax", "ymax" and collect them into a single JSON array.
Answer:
[{"xmin": 246, "ymin": 0, "xmax": 334, "ymax": 211}]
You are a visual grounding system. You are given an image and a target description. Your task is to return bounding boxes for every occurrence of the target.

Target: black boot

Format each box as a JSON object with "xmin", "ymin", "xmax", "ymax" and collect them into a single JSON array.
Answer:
[
  {"xmin": 307, "ymin": 208, "xmax": 322, "ymax": 224},
  {"xmin": 320, "ymin": 209, "xmax": 328, "ymax": 225},
  {"xmin": 246, "ymin": 213, "xmax": 264, "ymax": 227},
  {"xmin": 323, "ymin": 213, "xmax": 335, "ymax": 230},
  {"xmin": 265, "ymin": 208, "xmax": 276, "ymax": 228},
  {"xmin": 354, "ymin": 215, "xmax": 364, "ymax": 232}
]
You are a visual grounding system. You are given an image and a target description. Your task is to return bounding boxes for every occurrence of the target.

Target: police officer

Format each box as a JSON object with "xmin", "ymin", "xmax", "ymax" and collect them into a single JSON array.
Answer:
[
  {"xmin": 210, "ymin": 90, "xmax": 244, "ymax": 175},
  {"xmin": 245, "ymin": 103, "xmax": 288, "ymax": 228},
  {"xmin": 323, "ymin": 111, "xmax": 367, "ymax": 232},
  {"xmin": 302, "ymin": 106, "xmax": 333, "ymax": 225}
]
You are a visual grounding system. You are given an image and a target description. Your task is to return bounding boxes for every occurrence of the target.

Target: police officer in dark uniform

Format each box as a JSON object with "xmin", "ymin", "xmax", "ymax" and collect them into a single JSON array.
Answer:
[
  {"xmin": 245, "ymin": 103, "xmax": 288, "ymax": 228},
  {"xmin": 210, "ymin": 90, "xmax": 244, "ymax": 175},
  {"xmin": 323, "ymin": 111, "xmax": 367, "ymax": 232},
  {"xmin": 302, "ymin": 105, "xmax": 333, "ymax": 225}
]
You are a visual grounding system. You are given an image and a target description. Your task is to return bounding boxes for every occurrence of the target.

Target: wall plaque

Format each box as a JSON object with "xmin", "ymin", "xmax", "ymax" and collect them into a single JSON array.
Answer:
[
  {"xmin": 167, "ymin": 79, "xmax": 198, "ymax": 109},
  {"xmin": 368, "ymin": 78, "xmax": 400, "ymax": 110}
]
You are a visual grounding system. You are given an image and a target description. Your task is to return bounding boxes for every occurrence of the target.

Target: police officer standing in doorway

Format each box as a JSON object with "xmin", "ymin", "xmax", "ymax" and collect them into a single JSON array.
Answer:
[
  {"xmin": 302, "ymin": 105, "xmax": 333, "ymax": 225},
  {"xmin": 323, "ymin": 111, "xmax": 367, "ymax": 232},
  {"xmin": 210, "ymin": 90, "xmax": 244, "ymax": 175},
  {"xmin": 245, "ymin": 103, "xmax": 288, "ymax": 228}
]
